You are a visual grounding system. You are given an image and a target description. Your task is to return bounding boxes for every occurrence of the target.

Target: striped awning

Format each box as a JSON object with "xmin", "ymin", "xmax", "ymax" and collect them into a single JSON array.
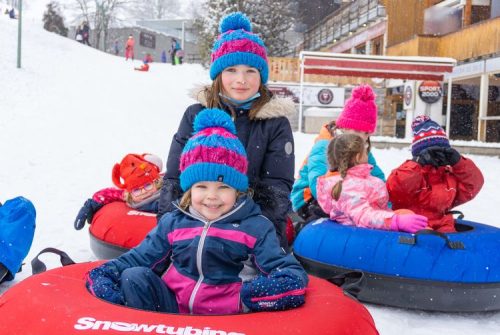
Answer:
[{"xmin": 300, "ymin": 52, "xmax": 456, "ymax": 81}]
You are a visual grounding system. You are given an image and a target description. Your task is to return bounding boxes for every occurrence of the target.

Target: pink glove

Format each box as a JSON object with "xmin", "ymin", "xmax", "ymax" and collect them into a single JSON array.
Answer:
[
  {"xmin": 390, "ymin": 214, "xmax": 428, "ymax": 233},
  {"xmin": 92, "ymin": 187, "xmax": 125, "ymax": 205}
]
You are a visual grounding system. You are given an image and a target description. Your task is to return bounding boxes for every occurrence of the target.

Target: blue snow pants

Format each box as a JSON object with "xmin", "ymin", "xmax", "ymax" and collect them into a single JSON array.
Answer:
[{"xmin": 121, "ymin": 267, "xmax": 179, "ymax": 313}]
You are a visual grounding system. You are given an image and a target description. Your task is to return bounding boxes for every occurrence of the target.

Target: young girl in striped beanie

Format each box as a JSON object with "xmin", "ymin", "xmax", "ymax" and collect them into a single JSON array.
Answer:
[{"xmin": 87, "ymin": 108, "xmax": 307, "ymax": 314}]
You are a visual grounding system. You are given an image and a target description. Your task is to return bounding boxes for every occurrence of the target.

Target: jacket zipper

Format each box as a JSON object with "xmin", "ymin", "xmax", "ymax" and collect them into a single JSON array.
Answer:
[{"xmin": 184, "ymin": 201, "xmax": 246, "ymax": 314}]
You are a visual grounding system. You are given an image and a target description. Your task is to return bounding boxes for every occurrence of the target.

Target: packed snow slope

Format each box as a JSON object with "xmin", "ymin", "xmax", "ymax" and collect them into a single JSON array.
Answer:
[{"xmin": 1, "ymin": 12, "xmax": 499, "ymax": 335}]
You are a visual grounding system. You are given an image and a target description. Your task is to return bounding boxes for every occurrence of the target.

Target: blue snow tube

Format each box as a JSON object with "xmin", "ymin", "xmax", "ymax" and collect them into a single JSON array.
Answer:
[
  {"xmin": 0, "ymin": 197, "xmax": 36, "ymax": 282},
  {"xmin": 293, "ymin": 218, "xmax": 500, "ymax": 312}
]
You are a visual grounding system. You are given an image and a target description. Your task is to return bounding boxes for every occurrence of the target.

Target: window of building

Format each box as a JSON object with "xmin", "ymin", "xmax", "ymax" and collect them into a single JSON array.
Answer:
[
  {"xmin": 355, "ymin": 43, "xmax": 366, "ymax": 55},
  {"xmin": 485, "ymin": 73, "xmax": 500, "ymax": 142},
  {"xmin": 471, "ymin": 0, "xmax": 492, "ymax": 24},
  {"xmin": 443, "ymin": 77, "xmax": 481, "ymax": 141},
  {"xmin": 371, "ymin": 36, "xmax": 383, "ymax": 55}
]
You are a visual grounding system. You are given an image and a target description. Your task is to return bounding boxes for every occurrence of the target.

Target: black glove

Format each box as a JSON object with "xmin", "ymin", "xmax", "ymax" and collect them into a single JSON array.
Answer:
[
  {"xmin": 415, "ymin": 146, "xmax": 459, "ymax": 167},
  {"xmin": 74, "ymin": 199, "xmax": 103, "ymax": 230},
  {"xmin": 442, "ymin": 147, "xmax": 461, "ymax": 166}
]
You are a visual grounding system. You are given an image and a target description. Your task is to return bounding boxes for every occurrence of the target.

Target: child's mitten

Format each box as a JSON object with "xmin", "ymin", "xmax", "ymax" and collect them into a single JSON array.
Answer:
[
  {"xmin": 390, "ymin": 213, "xmax": 428, "ymax": 233},
  {"xmin": 241, "ymin": 270, "xmax": 306, "ymax": 312},
  {"xmin": 86, "ymin": 263, "xmax": 123, "ymax": 304}
]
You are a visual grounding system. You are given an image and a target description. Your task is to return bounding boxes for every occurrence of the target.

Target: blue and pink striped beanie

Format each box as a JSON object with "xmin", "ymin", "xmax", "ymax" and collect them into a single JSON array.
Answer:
[
  {"xmin": 210, "ymin": 12, "xmax": 269, "ymax": 84},
  {"xmin": 179, "ymin": 108, "xmax": 248, "ymax": 192}
]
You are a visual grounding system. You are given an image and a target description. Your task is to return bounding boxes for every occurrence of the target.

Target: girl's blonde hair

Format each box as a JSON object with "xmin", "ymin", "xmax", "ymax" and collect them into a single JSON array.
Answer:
[
  {"xmin": 327, "ymin": 134, "xmax": 365, "ymax": 201},
  {"xmin": 179, "ymin": 187, "xmax": 250, "ymax": 211},
  {"xmin": 200, "ymin": 75, "xmax": 272, "ymax": 120}
]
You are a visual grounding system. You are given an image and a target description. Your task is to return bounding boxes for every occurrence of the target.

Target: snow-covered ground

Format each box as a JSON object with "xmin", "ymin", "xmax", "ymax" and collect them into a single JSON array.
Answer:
[{"xmin": 1, "ymin": 10, "xmax": 500, "ymax": 335}]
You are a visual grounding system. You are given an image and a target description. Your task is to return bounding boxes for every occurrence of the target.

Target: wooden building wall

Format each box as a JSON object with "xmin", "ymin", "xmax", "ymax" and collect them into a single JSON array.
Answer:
[
  {"xmin": 385, "ymin": 0, "xmax": 440, "ymax": 48},
  {"xmin": 387, "ymin": 17, "xmax": 500, "ymax": 61}
]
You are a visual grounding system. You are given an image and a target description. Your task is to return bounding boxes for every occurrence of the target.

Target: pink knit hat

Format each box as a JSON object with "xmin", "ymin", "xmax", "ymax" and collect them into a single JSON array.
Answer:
[{"xmin": 335, "ymin": 85, "xmax": 377, "ymax": 133}]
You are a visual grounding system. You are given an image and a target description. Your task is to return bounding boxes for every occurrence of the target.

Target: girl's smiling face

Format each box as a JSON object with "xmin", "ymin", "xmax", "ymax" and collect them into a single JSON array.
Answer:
[
  {"xmin": 221, "ymin": 65, "xmax": 261, "ymax": 101},
  {"xmin": 190, "ymin": 181, "xmax": 237, "ymax": 221}
]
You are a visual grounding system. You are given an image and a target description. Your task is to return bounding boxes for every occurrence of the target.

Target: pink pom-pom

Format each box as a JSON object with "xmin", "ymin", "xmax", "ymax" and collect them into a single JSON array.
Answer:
[{"xmin": 351, "ymin": 85, "xmax": 375, "ymax": 102}]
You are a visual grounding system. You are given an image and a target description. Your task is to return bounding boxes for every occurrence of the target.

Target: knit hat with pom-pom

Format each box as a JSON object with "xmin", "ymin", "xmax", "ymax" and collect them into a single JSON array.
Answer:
[
  {"xmin": 112, "ymin": 153, "xmax": 163, "ymax": 192},
  {"xmin": 179, "ymin": 108, "xmax": 248, "ymax": 191},
  {"xmin": 210, "ymin": 12, "xmax": 269, "ymax": 83},
  {"xmin": 411, "ymin": 115, "xmax": 450, "ymax": 157},
  {"xmin": 335, "ymin": 85, "xmax": 378, "ymax": 134}
]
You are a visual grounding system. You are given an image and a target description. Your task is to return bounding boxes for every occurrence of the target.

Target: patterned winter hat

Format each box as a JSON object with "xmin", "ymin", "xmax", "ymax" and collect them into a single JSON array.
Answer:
[
  {"xmin": 411, "ymin": 115, "xmax": 450, "ymax": 157},
  {"xmin": 112, "ymin": 153, "xmax": 163, "ymax": 192},
  {"xmin": 210, "ymin": 12, "xmax": 269, "ymax": 83},
  {"xmin": 336, "ymin": 85, "xmax": 378, "ymax": 133},
  {"xmin": 180, "ymin": 108, "xmax": 248, "ymax": 191}
]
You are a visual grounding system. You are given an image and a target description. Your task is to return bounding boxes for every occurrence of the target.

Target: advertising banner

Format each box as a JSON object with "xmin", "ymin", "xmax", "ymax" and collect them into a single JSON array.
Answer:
[{"xmin": 268, "ymin": 84, "xmax": 345, "ymax": 107}]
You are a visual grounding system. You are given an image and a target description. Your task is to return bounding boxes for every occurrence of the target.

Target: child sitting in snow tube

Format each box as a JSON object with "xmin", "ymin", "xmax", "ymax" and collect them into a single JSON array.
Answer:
[
  {"xmin": 316, "ymin": 133, "xmax": 429, "ymax": 233},
  {"xmin": 387, "ymin": 116, "xmax": 484, "ymax": 233},
  {"xmin": 86, "ymin": 109, "xmax": 308, "ymax": 314},
  {"xmin": 74, "ymin": 153, "xmax": 164, "ymax": 258},
  {"xmin": 74, "ymin": 152, "xmax": 164, "ymax": 231}
]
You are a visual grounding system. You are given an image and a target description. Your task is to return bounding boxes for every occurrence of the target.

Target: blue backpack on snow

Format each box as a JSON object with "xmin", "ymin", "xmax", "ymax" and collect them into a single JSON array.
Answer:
[{"xmin": 0, "ymin": 197, "xmax": 36, "ymax": 283}]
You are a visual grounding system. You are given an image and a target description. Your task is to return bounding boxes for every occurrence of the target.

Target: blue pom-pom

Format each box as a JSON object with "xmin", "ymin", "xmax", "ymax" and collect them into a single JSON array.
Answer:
[
  {"xmin": 219, "ymin": 12, "xmax": 252, "ymax": 33},
  {"xmin": 194, "ymin": 108, "xmax": 236, "ymax": 134}
]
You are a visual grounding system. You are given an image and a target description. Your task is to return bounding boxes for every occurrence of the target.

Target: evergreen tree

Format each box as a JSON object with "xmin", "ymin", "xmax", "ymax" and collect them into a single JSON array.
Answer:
[
  {"xmin": 43, "ymin": 1, "xmax": 69, "ymax": 37},
  {"xmin": 194, "ymin": 0, "xmax": 296, "ymax": 66}
]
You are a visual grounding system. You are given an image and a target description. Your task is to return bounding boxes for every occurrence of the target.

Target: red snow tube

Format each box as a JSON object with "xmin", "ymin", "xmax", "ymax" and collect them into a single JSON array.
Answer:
[
  {"xmin": 0, "ymin": 261, "xmax": 378, "ymax": 335},
  {"xmin": 89, "ymin": 202, "xmax": 156, "ymax": 259}
]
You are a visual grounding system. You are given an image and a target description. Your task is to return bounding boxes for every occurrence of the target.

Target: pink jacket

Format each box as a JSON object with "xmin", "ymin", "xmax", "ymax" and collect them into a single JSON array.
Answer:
[{"xmin": 316, "ymin": 163, "xmax": 394, "ymax": 230}]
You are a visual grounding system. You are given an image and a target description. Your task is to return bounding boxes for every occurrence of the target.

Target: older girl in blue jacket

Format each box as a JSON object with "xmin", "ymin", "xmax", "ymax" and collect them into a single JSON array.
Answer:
[{"xmin": 87, "ymin": 109, "xmax": 308, "ymax": 314}]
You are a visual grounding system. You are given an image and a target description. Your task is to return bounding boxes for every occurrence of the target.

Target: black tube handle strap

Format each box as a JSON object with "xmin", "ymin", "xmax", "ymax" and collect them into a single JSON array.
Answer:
[
  {"xmin": 399, "ymin": 229, "xmax": 465, "ymax": 250},
  {"xmin": 327, "ymin": 271, "xmax": 366, "ymax": 300},
  {"xmin": 31, "ymin": 247, "xmax": 76, "ymax": 275}
]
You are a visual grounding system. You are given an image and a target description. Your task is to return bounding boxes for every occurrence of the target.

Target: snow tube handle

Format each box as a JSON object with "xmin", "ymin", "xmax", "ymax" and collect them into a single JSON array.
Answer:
[
  {"xmin": 399, "ymin": 230, "xmax": 465, "ymax": 250},
  {"xmin": 31, "ymin": 247, "xmax": 76, "ymax": 275},
  {"xmin": 327, "ymin": 271, "xmax": 366, "ymax": 300}
]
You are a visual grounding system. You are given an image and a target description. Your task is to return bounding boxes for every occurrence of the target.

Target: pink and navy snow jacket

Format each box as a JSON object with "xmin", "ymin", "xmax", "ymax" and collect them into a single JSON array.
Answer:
[
  {"xmin": 94, "ymin": 195, "xmax": 308, "ymax": 314},
  {"xmin": 158, "ymin": 87, "xmax": 296, "ymax": 249},
  {"xmin": 316, "ymin": 163, "xmax": 394, "ymax": 230}
]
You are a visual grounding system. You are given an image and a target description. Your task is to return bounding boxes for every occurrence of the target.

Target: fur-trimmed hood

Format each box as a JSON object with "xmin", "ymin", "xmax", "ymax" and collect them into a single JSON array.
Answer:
[{"xmin": 189, "ymin": 85, "xmax": 296, "ymax": 120}]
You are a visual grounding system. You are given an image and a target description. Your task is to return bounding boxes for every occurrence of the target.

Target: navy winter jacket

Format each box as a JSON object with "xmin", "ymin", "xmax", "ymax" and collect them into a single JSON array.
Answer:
[
  {"xmin": 158, "ymin": 89, "xmax": 296, "ymax": 248},
  {"xmin": 96, "ymin": 196, "xmax": 307, "ymax": 314}
]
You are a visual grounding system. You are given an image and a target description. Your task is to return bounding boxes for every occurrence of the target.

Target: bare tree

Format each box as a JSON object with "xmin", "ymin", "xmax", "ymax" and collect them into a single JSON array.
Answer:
[
  {"xmin": 131, "ymin": 0, "xmax": 181, "ymax": 20},
  {"xmin": 73, "ymin": 0, "xmax": 130, "ymax": 50}
]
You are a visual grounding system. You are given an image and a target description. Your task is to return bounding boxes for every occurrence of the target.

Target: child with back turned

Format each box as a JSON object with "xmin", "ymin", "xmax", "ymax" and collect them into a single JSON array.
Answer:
[
  {"xmin": 86, "ymin": 109, "xmax": 308, "ymax": 314},
  {"xmin": 387, "ymin": 116, "xmax": 484, "ymax": 233},
  {"xmin": 316, "ymin": 133, "xmax": 428, "ymax": 233}
]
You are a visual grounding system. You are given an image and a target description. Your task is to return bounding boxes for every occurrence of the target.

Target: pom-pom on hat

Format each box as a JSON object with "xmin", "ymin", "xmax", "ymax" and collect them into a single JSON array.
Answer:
[
  {"xmin": 112, "ymin": 153, "xmax": 163, "ymax": 192},
  {"xmin": 411, "ymin": 115, "xmax": 450, "ymax": 157},
  {"xmin": 335, "ymin": 85, "xmax": 378, "ymax": 133},
  {"xmin": 180, "ymin": 108, "xmax": 248, "ymax": 192},
  {"xmin": 210, "ymin": 12, "xmax": 269, "ymax": 83}
]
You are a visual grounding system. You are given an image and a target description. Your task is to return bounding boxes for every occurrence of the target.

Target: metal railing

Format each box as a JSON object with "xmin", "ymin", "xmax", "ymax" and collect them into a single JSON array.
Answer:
[{"xmin": 303, "ymin": 0, "xmax": 386, "ymax": 51}]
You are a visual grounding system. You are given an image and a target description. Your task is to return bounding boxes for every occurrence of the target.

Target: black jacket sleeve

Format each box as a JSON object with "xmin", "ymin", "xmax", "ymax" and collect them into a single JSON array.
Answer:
[{"xmin": 253, "ymin": 117, "xmax": 295, "ymax": 249}]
